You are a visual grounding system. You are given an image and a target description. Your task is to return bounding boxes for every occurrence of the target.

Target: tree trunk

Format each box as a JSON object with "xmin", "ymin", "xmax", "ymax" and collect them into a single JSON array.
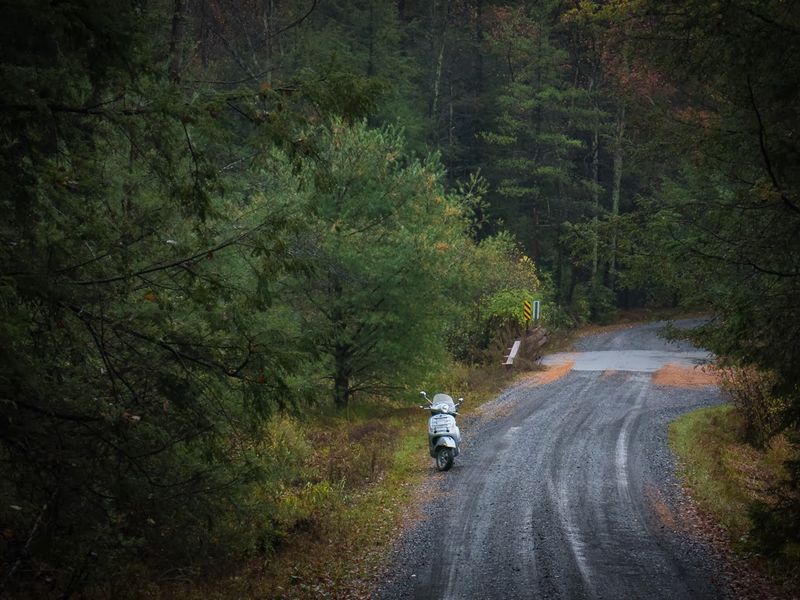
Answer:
[
  {"xmin": 333, "ymin": 371, "xmax": 350, "ymax": 409},
  {"xmin": 448, "ymin": 82, "xmax": 454, "ymax": 148},
  {"xmin": 475, "ymin": 0, "xmax": 483, "ymax": 80},
  {"xmin": 472, "ymin": 0, "xmax": 484, "ymax": 170},
  {"xmin": 609, "ymin": 102, "xmax": 626, "ymax": 289},
  {"xmin": 591, "ymin": 126, "xmax": 600, "ymax": 278},
  {"xmin": 555, "ymin": 223, "xmax": 565, "ymax": 303},
  {"xmin": 199, "ymin": 1, "xmax": 210, "ymax": 70},
  {"xmin": 168, "ymin": 0, "xmax": 189, "ymax": 83},
  {"xmin": 367, "ymin": 2, "xmax": 375, "ymax": 77},
  {"xmin": 430, "ymin": 0, "xmax": 450, "ymax": 136},
  {"xmin": 431, "ymin": 28, "xmax": 446, "ymax": 127},
  {"xmin": 587, "ymin": 47, "xmax": 601, "ymax": 281},
  {"xmin": 263, "ymin": 0, "xmax": 275, "ymax": 84},
  {"xmin": 333, "ymin": 345, "xmax": 352, "ymax": 409}
]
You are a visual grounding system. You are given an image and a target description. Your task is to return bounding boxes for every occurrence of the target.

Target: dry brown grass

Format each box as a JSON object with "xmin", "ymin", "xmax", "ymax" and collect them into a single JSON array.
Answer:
[{"xmin": 716, "ymin": 366, "xmax": 791, "ymax": 449}]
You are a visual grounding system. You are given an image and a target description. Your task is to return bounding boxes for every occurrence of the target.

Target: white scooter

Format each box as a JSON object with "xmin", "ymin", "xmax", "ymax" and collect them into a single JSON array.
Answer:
[{"xmin": 420, "ymin": 391, "xmax": 463, "ymax": 471}]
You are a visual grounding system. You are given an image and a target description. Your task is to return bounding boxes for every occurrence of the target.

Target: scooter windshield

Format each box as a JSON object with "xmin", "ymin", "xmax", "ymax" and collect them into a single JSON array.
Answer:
[{"xmin": 431, "ymin": 393, "xmax": 456, "ymax": 412}]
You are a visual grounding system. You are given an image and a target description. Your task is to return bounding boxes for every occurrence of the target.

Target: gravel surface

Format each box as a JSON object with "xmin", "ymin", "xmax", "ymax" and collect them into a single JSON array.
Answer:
[{"xmin": 378, "ymin": 319, "xmax": 730, "ymax": 600}]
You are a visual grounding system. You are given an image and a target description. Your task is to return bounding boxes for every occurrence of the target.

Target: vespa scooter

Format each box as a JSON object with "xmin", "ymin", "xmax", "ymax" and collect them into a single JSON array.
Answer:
[{"xmin": 420, "ymin": 391, "xmax": 463, "ymax": 471}]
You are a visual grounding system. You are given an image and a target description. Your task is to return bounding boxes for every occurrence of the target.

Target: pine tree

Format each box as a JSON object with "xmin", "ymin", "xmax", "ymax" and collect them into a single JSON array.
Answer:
[
  {"xmin": 0, "ymin": 0, "xmax": 307, "ymax": 590},
  {"xmin": 286, "ymin": 122, "xmax": 468, "ymax": 408},
  {"xmin": 480, "ymin": 2, "xmax": 599, "ymax": 311}
]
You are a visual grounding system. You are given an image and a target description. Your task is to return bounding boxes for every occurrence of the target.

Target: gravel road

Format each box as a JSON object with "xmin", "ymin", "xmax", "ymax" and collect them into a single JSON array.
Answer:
[{"xmin": 378, "ymin": 319, "xmax": 728, "ymax": 600}]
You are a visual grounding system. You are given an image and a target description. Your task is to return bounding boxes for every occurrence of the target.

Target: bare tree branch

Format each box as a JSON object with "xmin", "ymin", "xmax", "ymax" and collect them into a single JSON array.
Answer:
[
  {"xmin": 70, "ymin": 221, "xmax": 271, "ymax": 286},
  {"xmin": 746, "ymin": 74, "xmax": 800, "ymax": 215}
]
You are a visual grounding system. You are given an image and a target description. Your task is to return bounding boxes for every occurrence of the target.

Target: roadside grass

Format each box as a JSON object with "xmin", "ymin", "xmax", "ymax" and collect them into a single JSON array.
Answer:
[
  {"xmin": 669, "ymin": 405, "xmax": 800, "ymax": 596},
  {"xmin": 246, "ymin": 413, "xmax": 430, "ymax": 600}
]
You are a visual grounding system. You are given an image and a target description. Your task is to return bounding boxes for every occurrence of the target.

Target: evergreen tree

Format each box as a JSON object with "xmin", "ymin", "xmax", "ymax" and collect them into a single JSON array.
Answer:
[
  {"xmin": 0, "ymin": 0, "xmax": 308, "ymax": 590},
  {"xmin": 287, "ymin": 122, "xmax": 468, "ymax": 408},
  {"xmin": 479, "ymin": 2, "xmax": 601, "ymax": 314}
]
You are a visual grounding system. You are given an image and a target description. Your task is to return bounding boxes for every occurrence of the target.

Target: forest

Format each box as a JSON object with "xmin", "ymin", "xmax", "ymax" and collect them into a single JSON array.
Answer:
[{"xmin": 1, "ymin": 0, "xmax": 799, "ymax": 596}]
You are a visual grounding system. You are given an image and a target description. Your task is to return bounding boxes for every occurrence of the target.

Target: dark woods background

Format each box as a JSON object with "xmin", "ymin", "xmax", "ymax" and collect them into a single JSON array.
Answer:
[{"xmin": 1, "ymin": 0, "xmax": 799, "ymax": 595}]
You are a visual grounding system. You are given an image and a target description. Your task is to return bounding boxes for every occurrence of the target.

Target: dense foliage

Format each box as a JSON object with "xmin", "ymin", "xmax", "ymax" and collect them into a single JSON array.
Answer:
[{"xmin": 1, "ymin": 0, "xmax": 799, "ymax": 594}]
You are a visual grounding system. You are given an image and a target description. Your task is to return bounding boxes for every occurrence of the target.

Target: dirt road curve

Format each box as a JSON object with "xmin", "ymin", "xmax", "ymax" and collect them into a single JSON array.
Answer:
[{"xmin": 379, "ymin": 319, "xmax": 727, "ymax": 600}]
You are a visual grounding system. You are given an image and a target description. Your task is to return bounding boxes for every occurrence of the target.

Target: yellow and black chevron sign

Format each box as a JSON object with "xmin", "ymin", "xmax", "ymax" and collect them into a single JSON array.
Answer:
[{"xmin": 523, "ymin": 300, "xmax": 532, "ymax": 323}]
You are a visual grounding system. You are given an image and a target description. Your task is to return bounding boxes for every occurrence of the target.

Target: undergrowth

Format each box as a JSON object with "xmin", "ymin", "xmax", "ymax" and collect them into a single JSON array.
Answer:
[
  {"xmin": 670, "ymin": 406, "xmax": 800, "ymax": 596},
  {"xmin": 150, "ymin": 361, "xmax": 517, "ymax": 599}
]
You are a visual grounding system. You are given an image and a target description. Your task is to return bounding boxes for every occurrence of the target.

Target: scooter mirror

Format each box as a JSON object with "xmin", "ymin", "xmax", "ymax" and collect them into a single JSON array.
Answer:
[{"xmin": 457, "ymin": 397, "xmax": 464, "ymax": 404}]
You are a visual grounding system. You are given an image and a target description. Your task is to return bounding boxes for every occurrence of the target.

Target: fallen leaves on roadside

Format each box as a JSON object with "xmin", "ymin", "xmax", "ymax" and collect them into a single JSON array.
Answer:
[{"xmin": 652, "ymin": 363, "xmax": 718, "ymax": 388}]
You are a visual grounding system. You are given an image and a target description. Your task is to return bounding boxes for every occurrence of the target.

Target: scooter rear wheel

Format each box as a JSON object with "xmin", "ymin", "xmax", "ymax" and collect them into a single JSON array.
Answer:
[{"xmin": 435, "ymin": 447, "xmax": 453, "ymax": 471}]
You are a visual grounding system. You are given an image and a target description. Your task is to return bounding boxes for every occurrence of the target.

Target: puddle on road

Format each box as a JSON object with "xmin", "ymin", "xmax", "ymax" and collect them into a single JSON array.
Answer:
[{"xmin": 542, "ymin": 350, "xmax": 711, "ymax": 373}]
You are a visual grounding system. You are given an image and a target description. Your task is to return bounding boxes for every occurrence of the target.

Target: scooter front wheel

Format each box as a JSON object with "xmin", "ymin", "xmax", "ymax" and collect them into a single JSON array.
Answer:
[{"xmin": 435, "ymin": 447, "xmax": 454, "ymax": 471}]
